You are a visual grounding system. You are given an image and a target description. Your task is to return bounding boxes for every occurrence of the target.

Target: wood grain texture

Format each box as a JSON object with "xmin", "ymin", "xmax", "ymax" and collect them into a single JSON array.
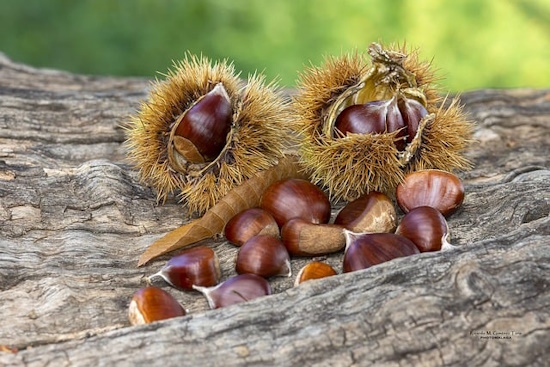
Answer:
[{"xmin": 0, "ymin": 53, "xmax": 549, "ymax": 366}]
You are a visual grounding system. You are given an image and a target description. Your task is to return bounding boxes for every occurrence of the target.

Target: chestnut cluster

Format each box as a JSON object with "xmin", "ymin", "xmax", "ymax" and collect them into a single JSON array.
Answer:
[
  {"xmin": 129, "ymin": 171, "xmax": 464, "ymax": 325},
  {"xmin": 335, "ymin": 94, "xmax": 428, "ymax": 151},
  {"xmin": 129, "ymin": 247, "xmax": 272, "ymax": 325},
  {"xmin": 125, "ymin": 55, "xmax": 291, "ymax": 216}
]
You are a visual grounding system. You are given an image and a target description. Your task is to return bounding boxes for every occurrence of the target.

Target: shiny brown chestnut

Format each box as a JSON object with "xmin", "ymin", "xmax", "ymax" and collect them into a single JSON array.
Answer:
[
  {"xmin": 396, "ymin": 169, "xmax": 464, "ymax": 217},
  {"xmin": 193, "ymin": 273, "xmax": 271, "ymax": 309},
  {"xmin": 294, "ymin": 261, "xmax": 337, "ymax": 286},
  {"xmin": 343, "ymin": 231, "xmax": 419, "ymax": 273},
  {"xmin": 281, "ymin": 218, "xmax": 345, "ymax": 256},
  {"xmin": 335, "ymin": 100, "xmax": 395, "ymax": 134},
  {"xmin": 397, "ymin": 97, "xmax": 428, "ymax": 143},
  {"xmin": 174, "ymin": 83, "xmax": 232, "ymax": 162},
  {"xmin": 395, "ymin": 206, "xmax": 454, "ymax": 252},
  {"xmin": 236, "ymin": 235, "xmax": 291, "ymax": 278},
  {"xmin": 335, "ymin": 96, "xmax": 407, "ymax": 150},
  {"xmin": 334, "ymin": 191, "xmax": 396, "ymax": 233},
  {"xmin": 260, "ymin": 178, "xmax": 331, "ymax": 227},
  {"xmin": 224, "ymin": 208, "xmax": 279, "ymax": 246},
  {"xmin": 149, "ymin": 246, "xmax": 221, "ymax": 290},
  {"xmin": 128, "ymin": 286, "xmax": 186, "ymax": 325}
]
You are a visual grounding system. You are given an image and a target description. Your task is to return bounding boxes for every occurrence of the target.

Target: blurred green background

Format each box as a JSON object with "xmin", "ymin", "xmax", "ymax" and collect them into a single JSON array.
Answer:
[{"xmin": 1, "ymin": 0, "xmax": 549, "ymax": 91}]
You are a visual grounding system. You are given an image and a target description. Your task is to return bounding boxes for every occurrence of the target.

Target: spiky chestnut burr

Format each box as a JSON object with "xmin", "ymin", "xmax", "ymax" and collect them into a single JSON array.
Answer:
[
  {"xmin": 291, "ymin": 43, "xmax": 474, "ymax": 202},
  {"xmin": 125, "ymin": 54, "xmax": 290, "ymax": 215}
]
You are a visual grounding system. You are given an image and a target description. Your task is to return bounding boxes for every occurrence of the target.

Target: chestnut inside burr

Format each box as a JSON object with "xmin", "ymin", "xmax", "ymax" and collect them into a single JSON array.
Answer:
[
  {"xmin": 398, "ymin": 97, "xmax": 428, "ymax": 144},
  {"xmin": 334, "ymin": 94, "xmax": 427, "ymax": 151},
  {"xmin": 173, "ymin": 83, "xmax": 233, "ymax": 163}
]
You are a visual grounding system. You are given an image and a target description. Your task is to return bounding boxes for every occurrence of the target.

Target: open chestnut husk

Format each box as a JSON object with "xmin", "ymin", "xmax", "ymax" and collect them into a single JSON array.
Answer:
[
  {"xmin": 335, "ymin": 95, "xmax": 420, "ymax": 151},
  {"xmin": 260, "ymin": 178, "xmax": 331, "ymax": 227},
  {"xmin": 291, "ymin": 43, "xmax": 473, "ymax": 203},
  {"xmin": 396, "ymin": 169, "xmax": 465, "ymax": 217},
  {"xmin": 235, "ymin": 235, "xmax": 291, "ymax": 278},
  {"xmin": 193, "ymin": 273, "xmax": 271, "ymax": 309},
  {"xmin": 294, "ymin": 261, "xmax": 337, "ymax": 286},
  {"xmin": 173, "ymin": 83, "xmax": 232, "ymax": 163},
  {"xmin": 398, "ymin": 96, "xmax": 429, "ymax": 144},
  {"xmin": 395, "ymin": 206, "xmax": 454, "ymax": 252},
  {"xmin": 126, "ymin": 55, "xmax": 290, "ymax": 215},
  {"xmin": 224, "ymin": 208, "xmax": 279, "ymax": 246},
  {"xmin": 281, "ymin": 218, "xmax": 345, "ymax": 256},
  {"xmin": 334, "ymin": 191, "xmax": 396, "ymax": 233},
  {"xmin": 343, "ymin": 231, "xmax": 419, "ymax": 273},
  {"xmin": 149, "ymin": 246, "xmax": 221, "ymax": 290},
  {"xmin": 128, "ymin": 286, "xmax": 186, "ymax": 325}
]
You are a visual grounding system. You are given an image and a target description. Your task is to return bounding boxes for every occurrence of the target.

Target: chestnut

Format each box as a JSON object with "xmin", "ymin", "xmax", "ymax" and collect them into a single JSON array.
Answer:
[
  {"xmin": 397, "ymin": 97, "xmax": 428, "ymax": 143},
  {"xmin": 395, "ymin": 206, "xmax": 454, "ymax": 252},
  {"xmin": 281, "ymin": 218, "xmax": 345, "ymax": 256},
  {"xmin": 149, "ymin": 246, "xmax": 221, "ymax": 290},
  {"xmin": 294, "ymin": 261, "xmax": 337, "ymax": 286},
  {"xmin": 128, "ymin": 286, "xmax": 186, "ymax": 325},
  {"xmin": 335, "ymin": 96, "xmax": 407, "ymax": 149},
  {"xmin": 260, "ymin": 178, "xmax": 331, "ymax": 227},
  {"xmin": 235, "ymin": 235, "xmax": 291, "ymax": 278},
  {"xmin": 343, "ymin": 231, "xmax": 419, "ymax": 273},
  {"xmin": 396, "ymin": 169, "xmax": 464, "ymax": 217},
  {"xmin": 224, "ymin": 208, "xmax": 279, "ymax": 246},
  {"xmin": 335, "ymin": 100, "xmax": 393, "ymax": 135},
  {"xmin": 193, "ymin": 273, "xmax": 271, "ymax": 309},
  {"xmin": 334, "ymin": 191, "xmax": 396, "ymax": 233},
  {"xmin": 174, "ymin": 83, "xmax": 232, "ymax": 162}
]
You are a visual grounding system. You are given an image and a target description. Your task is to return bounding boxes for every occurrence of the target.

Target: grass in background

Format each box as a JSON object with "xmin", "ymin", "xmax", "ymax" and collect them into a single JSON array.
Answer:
[{"xmin": 0, "ymin": 0, "xmax": 549, "ymax": 91}]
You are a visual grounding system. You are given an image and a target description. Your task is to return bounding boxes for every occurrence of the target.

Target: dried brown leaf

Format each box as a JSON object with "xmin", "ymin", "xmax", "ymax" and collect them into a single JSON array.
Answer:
[{"xmin": 138, "ymin": 156, "xmax": 303, "ymax": 266}]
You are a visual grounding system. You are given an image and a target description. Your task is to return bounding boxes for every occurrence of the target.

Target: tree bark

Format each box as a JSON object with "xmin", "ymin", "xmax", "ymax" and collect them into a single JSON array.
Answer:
[{"xmin": 0, "ymin": 53, "xmax": 548, "ymax": 366}]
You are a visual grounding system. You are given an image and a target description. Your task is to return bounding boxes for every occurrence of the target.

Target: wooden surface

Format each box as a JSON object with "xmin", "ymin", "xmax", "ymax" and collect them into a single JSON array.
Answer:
[{"xmin": 0, "ymin": 53, "xmax": 549, "ymax": 366}]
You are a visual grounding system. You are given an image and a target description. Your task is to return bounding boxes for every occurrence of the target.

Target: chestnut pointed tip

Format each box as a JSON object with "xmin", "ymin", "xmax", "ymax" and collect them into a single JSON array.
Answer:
[
  {"xmin": 191, "ymin": 284, "xmax": 217, "ymax": 309},
  {"xmin": 282, "ymin": 259, "xmax": 292, "ymax": 277},
  {"xmin": 191, "ymin": 284, "xmax": 207, "ymax": 295},
  {"xmin": 343, "ymin": 229, "xmax": 362, "ymax": 252},
  {"xmin": 148, "ymin": 269, "xmax": 173, "ymax": 287},
  {"xmin": 440, "ymin": 233, "xmax": 456, "ymax": 251},
  {"xmin": 211, "ymin": 82, "xmax": 231, "ymax": 103}
]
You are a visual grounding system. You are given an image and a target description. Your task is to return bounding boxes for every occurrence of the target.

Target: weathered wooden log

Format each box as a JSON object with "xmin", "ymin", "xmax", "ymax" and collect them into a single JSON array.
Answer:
[{"xmin": 0, "ymin": 52, "xmax": 548, "ymax": 366}]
